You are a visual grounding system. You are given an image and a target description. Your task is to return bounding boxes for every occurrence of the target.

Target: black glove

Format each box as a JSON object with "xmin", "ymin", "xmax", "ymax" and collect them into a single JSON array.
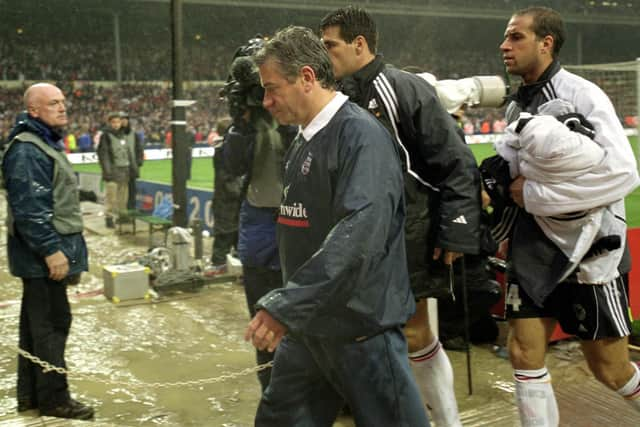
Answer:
[
  {"xmin": 479, "ymin": 154, "xmax": 512, "ymax": 207},
  {"xmin": 479, "ymin": 155, "xmax": 518, "ymax": 242}
]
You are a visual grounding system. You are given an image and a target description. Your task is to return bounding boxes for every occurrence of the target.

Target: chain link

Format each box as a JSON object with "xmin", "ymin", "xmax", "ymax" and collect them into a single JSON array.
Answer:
[{"xmin": 12, "ymin": 345, "xmax": 273, "ymax": 389}]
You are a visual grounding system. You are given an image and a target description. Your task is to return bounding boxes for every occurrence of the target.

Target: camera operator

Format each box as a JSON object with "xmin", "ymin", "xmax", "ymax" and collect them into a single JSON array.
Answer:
[
  {"xmin": 208, "ymin": 117, "xmax": 242, "ymax": 273},
  {"xmin": 221, "ymin": 36, "xmax": 296, "ymax": 391}
]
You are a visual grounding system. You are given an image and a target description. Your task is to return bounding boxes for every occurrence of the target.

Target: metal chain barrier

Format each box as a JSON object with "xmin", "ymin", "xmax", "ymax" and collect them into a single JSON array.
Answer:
[{"xmin": 12, "ymin": 346, "xmax": 273, "ymax": 389}]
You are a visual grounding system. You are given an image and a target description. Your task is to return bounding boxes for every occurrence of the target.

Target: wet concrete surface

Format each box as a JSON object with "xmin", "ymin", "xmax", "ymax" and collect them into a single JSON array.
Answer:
[{"xmin": 0, "ymin": 199, "xmax": 639, "ymax": 426}]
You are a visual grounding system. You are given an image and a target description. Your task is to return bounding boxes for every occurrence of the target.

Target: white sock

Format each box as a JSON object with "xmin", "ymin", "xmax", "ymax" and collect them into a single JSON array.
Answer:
[
  {"xmin": 617, "ymin": 362, "xmax": 640, "ymax": 411},
  {"xmin": 409, "ymin": 337, "xmax": 461, "ymax": 427},
  {"xmin": 514, "ymin": 367, "xmax": 559, "ymax": 427}
]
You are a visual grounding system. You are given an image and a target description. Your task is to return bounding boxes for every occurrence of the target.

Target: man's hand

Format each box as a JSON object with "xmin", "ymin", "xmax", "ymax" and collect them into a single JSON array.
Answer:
[
  {"xmin": 481, "ymin": 189, "xmax": 491, "ymax": 209},
  {"xmin": 245, "ymin": 310, "xmax": 287, "ymax": 352},
  {"xmin": 433, "ymin": 248, "xmax": 463, "ymax": 265},
  {"xmin": 509, "ymin": 175, "xmax": 526, "ymax": 208},
  {"xmin": 45, "ymin": 250, "xmax": 69, "ymax": 282},
  {"xmin": 498, "ymin": 239, "xmax": 510, "ymax": 259}
]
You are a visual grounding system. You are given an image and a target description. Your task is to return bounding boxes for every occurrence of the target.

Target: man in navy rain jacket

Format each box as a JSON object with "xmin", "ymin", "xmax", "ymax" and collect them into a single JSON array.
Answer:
[
  {"xmin": 244, "ymin": 26, "xmax": 429, "ymax": 427},
  {"xmin": 2, "ymin": 83, "xmax": 93, "ymax": 420}
]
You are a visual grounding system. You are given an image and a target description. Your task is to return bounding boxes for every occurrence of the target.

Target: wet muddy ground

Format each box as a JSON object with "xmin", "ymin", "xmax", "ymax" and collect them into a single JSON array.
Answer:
[{"xmin": 1, "ymin": 199, "xmax": 639, "ymax": 426}]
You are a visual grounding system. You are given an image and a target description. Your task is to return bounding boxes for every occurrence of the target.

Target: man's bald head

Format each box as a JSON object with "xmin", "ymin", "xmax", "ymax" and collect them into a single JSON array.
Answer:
[{"xmin": 23, "ymin": 83, "xmax": 68, "ymax": 129}]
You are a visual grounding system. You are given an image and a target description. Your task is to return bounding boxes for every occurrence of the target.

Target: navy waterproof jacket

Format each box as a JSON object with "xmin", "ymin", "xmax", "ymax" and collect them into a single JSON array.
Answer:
[
  {"xmin": 2, "ymin": 115, "xmax": 88, "ymax": 279},
  {"xmin": 257, "ymin": 99, "xmax": 415, "ymax": 340}
]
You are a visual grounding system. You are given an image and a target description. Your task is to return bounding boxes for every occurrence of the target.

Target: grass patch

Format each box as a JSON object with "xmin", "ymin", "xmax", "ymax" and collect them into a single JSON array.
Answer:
[
  {"xmin": 75, "ymin": 139, "xmax": 640, "ymax": 227},
  {"xmin": 74, "ymin": 157, "xmax": 215, "ymax": 190}
]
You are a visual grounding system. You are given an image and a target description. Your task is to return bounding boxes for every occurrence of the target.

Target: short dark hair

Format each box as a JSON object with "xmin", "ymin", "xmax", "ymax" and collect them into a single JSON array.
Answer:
[
  {"xmin": 320, "ymin": 6, "xmax": 378, "ymax": 54},
  {"xmin": 254, "ymin": 26, "xmax": 336, "ymax": 90},
  {"xmin": 514, "ymin": 6, "xmax": 565, "ymax": 58}
]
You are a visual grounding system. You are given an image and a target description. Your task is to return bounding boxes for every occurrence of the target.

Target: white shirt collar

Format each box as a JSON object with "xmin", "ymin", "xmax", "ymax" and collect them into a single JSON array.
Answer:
[{"xmin": 300, "ymin": 91, "xmax": 348, "ymax": 141}]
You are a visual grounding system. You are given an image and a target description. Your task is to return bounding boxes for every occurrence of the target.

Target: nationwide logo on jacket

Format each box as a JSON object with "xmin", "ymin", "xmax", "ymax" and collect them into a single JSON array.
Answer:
[{"xmin": 278, "ymin": 201, "xmax": 310, "ymax": 228}]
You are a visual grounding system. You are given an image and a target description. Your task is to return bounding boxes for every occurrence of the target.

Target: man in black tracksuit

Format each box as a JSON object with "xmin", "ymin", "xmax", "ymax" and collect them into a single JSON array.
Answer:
[
  {"xmin": 321, "ymin": 7, "xmax": 481, "ymax": 426},
  {"xmin": 244, "ymin": 26, "xmax": 428, "ymax": 426}
]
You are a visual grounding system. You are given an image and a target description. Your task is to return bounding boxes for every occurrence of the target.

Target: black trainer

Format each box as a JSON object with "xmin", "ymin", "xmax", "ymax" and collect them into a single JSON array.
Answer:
[{"xmin": 40, "ymin": 398, "xmax": 94, "ymax": 420}]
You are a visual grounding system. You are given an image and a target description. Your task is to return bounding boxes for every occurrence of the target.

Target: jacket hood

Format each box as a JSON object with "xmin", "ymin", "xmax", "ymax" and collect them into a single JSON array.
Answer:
[{"xmin": 8, "ymin": 112, "xmax": 64, "ymax": 150}]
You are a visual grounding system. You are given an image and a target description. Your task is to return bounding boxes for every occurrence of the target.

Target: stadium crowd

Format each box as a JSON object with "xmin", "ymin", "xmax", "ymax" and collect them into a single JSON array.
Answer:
[
  {"xmin": 0, "ymin": 82, "xmax": 228, "ymax": 149},
  {"xmin": 1, "ymin": 0, "xmax": 637, "ymax": 147},
  {"xmin": 0, "ymin": 40, "xmax": 230, "ymax": 82},
  {"xmin": 0, "ymin": 36, "xmax": 503, "ymax": 83},
  {"xmin": 368, "ymin": 0, "xmax": 640, "ymax": 14},
  {"xmin": 0, "ymin": 81, "xmax": 512, "ymax": 150},
  {"xmin": 0, "ymin": 31, "xmax": 509, "ymax": 148}
]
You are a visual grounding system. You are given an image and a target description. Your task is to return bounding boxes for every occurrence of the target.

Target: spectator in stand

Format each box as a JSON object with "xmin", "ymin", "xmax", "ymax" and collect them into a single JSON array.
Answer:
[
  {"xmin": 135, "ymin": 128, "xmax": 145, "ymax": 146},
  {"xmin": 194, "ymin": 126, "xmax": 205, "ymax": 143},
  {"xmin": 63, "ymin": 132, "xmax": 76, "ymax": 153},
  {"xmin": 206, "ymin": 126, "xmax": 219, "ymax": 145},
  {"xmin": 92, "ymin": 129, "xmax": 102, "ymax": 150},
  {"xmin": 492, "ymin": 117, "xmax": 507, "ymax": 133},
  {"xmin": 76, "ymin": 126, "xmax": 93, "ymax": 152}
]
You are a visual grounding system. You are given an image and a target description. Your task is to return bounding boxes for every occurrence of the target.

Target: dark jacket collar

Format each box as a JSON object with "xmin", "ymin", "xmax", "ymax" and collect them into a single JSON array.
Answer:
[
  {"xmin": 340, "ymin": 54, "xmax": 386, "ymax": 106},
  {"xmin": 352, "ymin": 54, "xmax": 386, "ymax": 86},
  {"xmin": 7, "ymin": 112, "xmax": 64, "ymax": 150},
  {"xmin": 509, "ymin": 60, "xmax": 561, "ymax": 107}
]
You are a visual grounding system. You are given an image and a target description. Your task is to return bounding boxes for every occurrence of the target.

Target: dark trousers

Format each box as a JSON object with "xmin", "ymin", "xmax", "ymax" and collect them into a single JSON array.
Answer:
[
  {"xmin": 17, "ymin": 277, "xmax": 71, "ymax": 409},
  {"xmin": 256, "ymin": 329, "xmax": 429, "ymax": 427},
  {"xmin": 243, "ymin": 266, "xmax": 282, "ymax": 391},
  {"xmin": 127, "ymin": 177, "xmax": 137, "ymax": 210},
  {"xmin": 211, "ymin": 231, "xmax": 237, "ymax": 265}
]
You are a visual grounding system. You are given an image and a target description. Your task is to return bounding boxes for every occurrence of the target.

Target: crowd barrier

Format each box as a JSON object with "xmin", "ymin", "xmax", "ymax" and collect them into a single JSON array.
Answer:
[
  {"xmin": 77, "ymin": 172, "xmax": 215, "ymax": 233},
  {"xmin": 69, "ymin": 146, "xmax": 214, "ymax": 165}
]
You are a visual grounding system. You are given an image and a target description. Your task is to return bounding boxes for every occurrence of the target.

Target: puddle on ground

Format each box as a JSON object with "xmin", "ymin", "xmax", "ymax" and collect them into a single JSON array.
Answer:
[{"xmin": 0, "ymin": 198, "xmax": 600, "ymax": 426}]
